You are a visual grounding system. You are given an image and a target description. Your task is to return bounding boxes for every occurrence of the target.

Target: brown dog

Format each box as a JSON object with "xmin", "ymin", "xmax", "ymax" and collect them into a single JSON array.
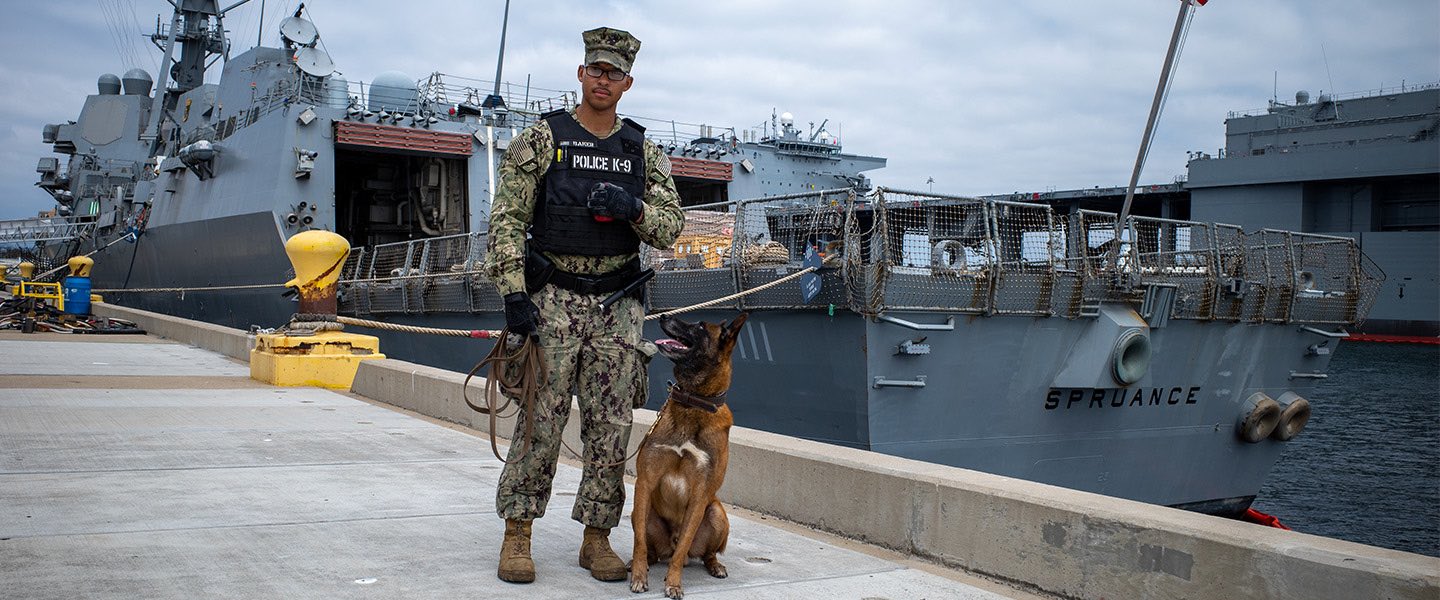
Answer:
[{"xmin": 629, "ymin": 312, "xmax": 748, "ymax": 599}]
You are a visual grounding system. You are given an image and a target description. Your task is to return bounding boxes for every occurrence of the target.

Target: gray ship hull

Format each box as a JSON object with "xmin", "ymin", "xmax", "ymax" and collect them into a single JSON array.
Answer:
[
  {"xmin": 634, "ymin": 308, "xmax": 1308, "ymax": 513},
  {"xmin": 263, "ymin": 304, "xmax": 1306, "ymax": 516},
  {"xmin": 90, "ymin": 212, "xmax": 296, "ymax": 330}
]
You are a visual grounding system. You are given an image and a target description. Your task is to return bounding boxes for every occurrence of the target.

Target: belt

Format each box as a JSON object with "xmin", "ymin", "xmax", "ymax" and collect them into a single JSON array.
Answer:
[{"xmin": 546, "ymin": 259, "xmax": 642, "ymax": 296}]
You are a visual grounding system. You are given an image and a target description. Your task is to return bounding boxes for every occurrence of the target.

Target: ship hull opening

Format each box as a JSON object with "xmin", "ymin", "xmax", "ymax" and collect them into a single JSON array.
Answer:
[{"xmin": 334, "ymin": 149, "xmax": 469, "ymax": 248}]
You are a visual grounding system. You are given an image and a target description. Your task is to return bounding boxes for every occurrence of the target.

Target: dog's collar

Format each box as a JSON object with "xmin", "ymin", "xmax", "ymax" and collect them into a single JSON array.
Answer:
[{"xmin": 666, "ymin": 381, "xmax": 727, "ymax": 413}]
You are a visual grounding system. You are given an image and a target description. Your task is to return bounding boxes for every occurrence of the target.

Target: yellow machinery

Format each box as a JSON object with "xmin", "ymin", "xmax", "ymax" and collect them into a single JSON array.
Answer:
[
  {"xmin": 17, "ymin": 281, "xmax": 64, "ymax": 311},
  {"xmin": 13, "ymin": 260, "xmax": 71, "ymax": 310}
]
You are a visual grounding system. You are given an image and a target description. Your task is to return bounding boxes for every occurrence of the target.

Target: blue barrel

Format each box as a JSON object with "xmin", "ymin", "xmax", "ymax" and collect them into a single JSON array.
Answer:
[{"xmin": 62, "ymin": 276, "xmax": 91, "ymax": 315}]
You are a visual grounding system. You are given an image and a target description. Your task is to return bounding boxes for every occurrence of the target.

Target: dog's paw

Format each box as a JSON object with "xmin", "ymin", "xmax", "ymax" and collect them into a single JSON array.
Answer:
[
  {"xmin": 664, "ymin": 584, "xmax": 685, "ymax": 599},
  {"xmin": 705, "ymin": 561, "xmax": 727, "ymax": 579},
  {"xmin": 629, "ymin": 574, "xmax": 648, "ymax": 594}
]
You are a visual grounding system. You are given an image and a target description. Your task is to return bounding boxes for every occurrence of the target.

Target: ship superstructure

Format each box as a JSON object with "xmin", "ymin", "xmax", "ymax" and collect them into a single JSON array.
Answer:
[
  {"xmin": 10, "ymin": 1, "xmax": 882, "ymax": 329},
  {"xmin": 1188, "ymin": 85, "xmax": 1439, "ymax": 336},
  {"xmin": 987, "ymin": 85, "xmax": 1438, "ymax": 337}
]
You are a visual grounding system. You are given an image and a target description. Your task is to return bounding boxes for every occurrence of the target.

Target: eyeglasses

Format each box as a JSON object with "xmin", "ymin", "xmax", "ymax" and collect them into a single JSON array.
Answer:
[{"xmin": 583, "ymin": 65, "xmax": 628, "ymax": 81}]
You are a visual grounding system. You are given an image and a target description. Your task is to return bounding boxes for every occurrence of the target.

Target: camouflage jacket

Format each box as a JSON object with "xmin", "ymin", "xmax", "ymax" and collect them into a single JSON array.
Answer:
[{"xmin": 484, "ymin": 108, "xmax": 684, "ymax": 296}]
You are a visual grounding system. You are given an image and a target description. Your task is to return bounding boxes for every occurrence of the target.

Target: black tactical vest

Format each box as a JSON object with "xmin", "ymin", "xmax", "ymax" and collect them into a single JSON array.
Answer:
[{"xmin": 529, "ymin": 110, "xmax": 646, "ymax": 256}]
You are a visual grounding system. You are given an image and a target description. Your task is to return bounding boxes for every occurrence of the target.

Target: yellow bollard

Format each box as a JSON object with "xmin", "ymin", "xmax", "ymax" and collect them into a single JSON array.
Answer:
[
  {"xmin": 250, "ymin": 230, "xmax": 385, "ymax": 389},
  {"xmin": 282, "ymin": 230, "xmax": 350, "ymax": 315},
  {"xmin": 11, "ymin": 261, "xmax": 35, "ymax": 295},
  {"xmin": 67, "ymin": 256, "xmax": 94, "ymax": 277}
]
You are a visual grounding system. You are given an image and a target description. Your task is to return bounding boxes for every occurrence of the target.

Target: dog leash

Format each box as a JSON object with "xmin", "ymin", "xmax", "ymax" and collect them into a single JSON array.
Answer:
[
  {"xmin": 464, "ymin": 328, "xmax": 545, "ymax": 465},
  {"xmin": 464, "ymin": 329, "xmax": 650, "ymax": 469}
]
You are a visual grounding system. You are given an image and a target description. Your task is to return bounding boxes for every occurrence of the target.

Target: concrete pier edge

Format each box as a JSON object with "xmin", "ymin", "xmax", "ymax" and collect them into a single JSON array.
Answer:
[{"xmin": 94, "ymin": 302, "xmax": 1440, "ymax": 600}]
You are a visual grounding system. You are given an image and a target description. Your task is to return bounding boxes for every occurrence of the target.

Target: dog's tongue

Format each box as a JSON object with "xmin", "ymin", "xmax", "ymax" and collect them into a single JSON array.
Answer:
[{"xmin": 655, "ymin": 338, "xmax": 688, "ymax": 351}]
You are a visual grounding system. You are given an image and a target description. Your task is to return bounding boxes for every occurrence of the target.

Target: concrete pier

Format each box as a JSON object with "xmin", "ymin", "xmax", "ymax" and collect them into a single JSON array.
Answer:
[
  {"xmin": 2, "ymin": 302, "xmax": 1435, "ymax": 600},
  {"xmin": 0, "ymin": 329, "xmax": 1023, "ymax": 599}
]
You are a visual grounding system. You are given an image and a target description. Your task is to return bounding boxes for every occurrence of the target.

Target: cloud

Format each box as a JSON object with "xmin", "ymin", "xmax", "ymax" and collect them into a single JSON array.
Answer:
[{"xmin": 0, "ymin": 0, "xmax": 1435, "ymax": 220}]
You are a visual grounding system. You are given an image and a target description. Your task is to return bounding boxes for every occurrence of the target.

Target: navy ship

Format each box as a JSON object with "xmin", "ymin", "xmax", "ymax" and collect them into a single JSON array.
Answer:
[
  {"xmin": 1, "ymin": 1, "xmax": 1387, "ymax": 517},
  {"xmin": 992, "ymin": 85, "xmax": 1439, "ymax": 339}
]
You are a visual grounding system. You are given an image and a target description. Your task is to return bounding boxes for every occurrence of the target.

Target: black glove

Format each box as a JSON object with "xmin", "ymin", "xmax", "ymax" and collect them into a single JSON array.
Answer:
[
  {"xmin": 587, "ymin": 182, "xmax": 644, "ymax": 222},
  {"xmin": 503, "ymin": 292, "xmax": 540, "ymax": 338}
]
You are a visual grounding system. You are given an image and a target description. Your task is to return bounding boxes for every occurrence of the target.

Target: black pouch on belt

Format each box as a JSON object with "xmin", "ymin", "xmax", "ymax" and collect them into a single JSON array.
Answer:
[{"xmin": 524, "ymin": 248, "xmax": 556, "ymax": 294}]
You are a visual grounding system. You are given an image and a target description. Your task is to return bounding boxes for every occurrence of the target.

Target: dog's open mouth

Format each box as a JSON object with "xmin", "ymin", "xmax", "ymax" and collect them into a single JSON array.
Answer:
[
  {"xmin": 657, "ymin": 315, "xmax": 704, "ymax": 360},
  {"xmin": 655, "ymin": 339, "xmax": 689, "ymax": 353},
  {"xmin": 654, "ymin": 338, "xmax": 693, "ymax": 360}
]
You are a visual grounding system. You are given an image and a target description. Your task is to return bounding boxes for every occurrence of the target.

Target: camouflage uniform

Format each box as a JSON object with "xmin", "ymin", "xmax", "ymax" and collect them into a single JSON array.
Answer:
[{"xmin": 486, "ymin": 108, "xmax": 683, "ymax": 529}]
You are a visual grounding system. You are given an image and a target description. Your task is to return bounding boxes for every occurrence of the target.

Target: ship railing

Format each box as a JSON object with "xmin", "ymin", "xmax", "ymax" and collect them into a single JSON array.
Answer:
[
  {"xmin": 1248, "ymin": 229, "xmax": 1384, "ymax": 326},
  {"xmin": 224, "ymin": 73, "xmax": 577, "ymax": 142},
  {"xmin": 854, "ymin": 190, "xmax": 1381, "ymax": 324},
  {"xmin": 1226, "ymin": 81, "xmax": 1440, "ymax": 118},
  {"xmin": 418, "ymin": 72, "xmax": 578, "ymax": 118},
  {"xmin": 623, "ymin": 115, "xmax": 740, "ymax": 149},
  {"xmin": 642, "ymin": 189, "xmax": 861, "ymax": 313},
  {"xmin": 209, "ymin": 76, "xmax": 314, "ymax": 143},
  {"xmin": 338, "ymin": 231, "xmax": 502, "ymax": 315},
  {"xmin": 220, "ymin": 70, "xmax": 747, "ymax": 152},
  {"xmin": 335, "ymin": 190, "xmax": 1383, "ymax": 327}
]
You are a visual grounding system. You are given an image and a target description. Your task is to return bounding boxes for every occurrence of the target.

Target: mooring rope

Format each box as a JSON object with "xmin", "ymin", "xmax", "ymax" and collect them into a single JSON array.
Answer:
[
  {"xmin": 93, "ymin": 282, "xmax": 286, "ymax": 293},
  {"xmin": 92, "ymin": 269, "xmax": 494, "ymax": 294},
  {"xmin": 333, "ymin": 315, "xmax": 498, "ymax": 338},
  {"xmin": 324, "ymin": 266, "xmax": 819, "ymax": 338},
  {"xmin": 88, "ymin": 263, "xmax": 817, "ymax": 337},
  {"xmin": 643, "ymin": 266, "xmax": 816, "ymax": 321},
  {"xmin": 31, "ymin": 232, "xmax": 137, "ymax": 283}
]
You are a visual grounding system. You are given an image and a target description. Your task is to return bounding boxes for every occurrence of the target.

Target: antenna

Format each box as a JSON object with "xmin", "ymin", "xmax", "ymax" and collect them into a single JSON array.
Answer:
[
  {"xmin": 1321, "ymin": 42, "xmax": 1341, "ymax": 119},
  {"xmin": 257, "ymin": 0, "xmax": 264, "ymax": 48},
  {"xmin": 485, "ymin": 0, "xmax": 511, "ymax": 109},
  {"xmin": 1273, "ymin": 70, "xmax": 1278, "ymax": 104}
]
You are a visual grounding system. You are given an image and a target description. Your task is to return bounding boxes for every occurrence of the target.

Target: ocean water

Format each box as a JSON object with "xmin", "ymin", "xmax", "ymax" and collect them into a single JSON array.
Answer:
[{"xmin": 1253, "ymin": 342, "xmax": 1440, "ymax": 557}]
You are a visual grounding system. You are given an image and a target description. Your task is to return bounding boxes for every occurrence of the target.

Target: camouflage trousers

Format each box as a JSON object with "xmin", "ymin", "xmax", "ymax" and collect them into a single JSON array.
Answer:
[{"xmin": 495, "ymin": 284, "xmax": 651, "ymax": 528}]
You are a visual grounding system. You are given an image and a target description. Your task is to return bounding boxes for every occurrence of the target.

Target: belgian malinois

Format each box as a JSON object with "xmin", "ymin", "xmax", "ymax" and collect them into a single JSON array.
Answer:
[{"xmin": 629, "ymin": 312, "xmax": 748, "ymax": 599}]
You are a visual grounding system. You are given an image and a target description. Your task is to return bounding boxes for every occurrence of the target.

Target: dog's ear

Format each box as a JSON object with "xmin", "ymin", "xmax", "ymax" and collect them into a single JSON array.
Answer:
[{"xmin": 723, "ymin": 312, "xmax": 749, "ymax": 341}]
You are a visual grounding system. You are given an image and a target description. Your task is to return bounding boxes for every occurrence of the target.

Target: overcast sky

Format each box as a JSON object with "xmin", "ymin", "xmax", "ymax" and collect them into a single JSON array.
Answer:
[{"xmin": 1, "ymin": 0, "xmax": 1436, "ymax": 219}]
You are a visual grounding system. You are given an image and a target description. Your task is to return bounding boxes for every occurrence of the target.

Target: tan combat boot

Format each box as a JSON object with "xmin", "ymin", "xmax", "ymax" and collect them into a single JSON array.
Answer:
[
  {"xmin": 497, "ymin": 519, "xmax": 536, "ymax": 583},
  {"xmin": 578, "ymin": 526, "xmax": 627, "ymax": 581}
]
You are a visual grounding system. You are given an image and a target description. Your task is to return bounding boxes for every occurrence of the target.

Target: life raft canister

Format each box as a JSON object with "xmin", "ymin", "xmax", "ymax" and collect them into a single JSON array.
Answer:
[{"xmin": 1237, "ymin": 392, "xmax": 1281, "ymax": 443}]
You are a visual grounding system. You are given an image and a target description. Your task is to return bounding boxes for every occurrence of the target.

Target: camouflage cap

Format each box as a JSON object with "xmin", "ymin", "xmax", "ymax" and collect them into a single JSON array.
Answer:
[{"xmin": 582, "ymin": 27, "xmax": 641, "ymax": 73}]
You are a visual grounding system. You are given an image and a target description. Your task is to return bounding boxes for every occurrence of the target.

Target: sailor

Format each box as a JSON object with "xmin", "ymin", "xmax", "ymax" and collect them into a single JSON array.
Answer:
[{"xmin": 484, "ymin": 26, "xmax": 683, "ymax": 584}]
